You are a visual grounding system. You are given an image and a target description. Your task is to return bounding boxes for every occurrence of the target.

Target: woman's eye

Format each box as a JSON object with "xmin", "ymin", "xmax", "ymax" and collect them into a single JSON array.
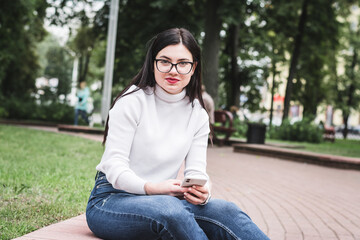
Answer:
[
  {"xmin": 178, "ymin": 62, "xmax": 188, "ymax": 67},
  {"xmin": 160, "ymin": 60, "xmax": 170, "ymax": 65}
]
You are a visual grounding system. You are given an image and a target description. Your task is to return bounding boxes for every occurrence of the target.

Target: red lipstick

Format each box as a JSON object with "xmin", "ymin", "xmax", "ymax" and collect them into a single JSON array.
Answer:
[{"xmin": 165, "ymin": 78, "xmax": 179, "ymax": 84}]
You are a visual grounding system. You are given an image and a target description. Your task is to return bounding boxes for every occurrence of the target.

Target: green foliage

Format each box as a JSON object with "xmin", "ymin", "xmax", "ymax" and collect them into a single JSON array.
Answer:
[
  {"xmin": 68, "ymin": 26, "xmax": 96, "ymax": 84},
  {"xmin": 43, "ymin": 0, "xmax": 360, "ymax": 124},
  {"xmin": 232, "ymin": 117, "xmax": 248, "ymax": 138},
  {"xmin": 0, "ymin": 0, "xmax": 48, "ymax": 99},
  {"xmin": 44, "ymin": 46, "xmax": 72, "ymax": 97},
  {"xmin": 265, "ymin": 138, "xmax": 360, "ymax": 158},
  {"xmin": 329, "ymin": 9, "xmax": 360, "ymax": 138},
  {"xmin": 111, "ymin": 0, "xmax": 204, "ymax": 91},
  {"xmin": 0, "ymin": 125, "xmax": 103, "ymax": 239},
  {"xmin": 49, "ymin": 0, "xmax": 205, "ymax": 96},
  {"xmin": 291, "ymin": 0, "xmax": 342, "ymax": 118},
  {"xmin": 268, "ymin": 118, "xmax": 323, "ymax": 143},
  {"xmin": 1, "ymin": 97, "xmax": 74, "ymax": 124},
  {"xmin": 36, "ymin": 35, "xmax": 62, "ymax": 76},
  {"xmin": 0, "ymin": 95, "xmax": 9, "ymax": 118}
]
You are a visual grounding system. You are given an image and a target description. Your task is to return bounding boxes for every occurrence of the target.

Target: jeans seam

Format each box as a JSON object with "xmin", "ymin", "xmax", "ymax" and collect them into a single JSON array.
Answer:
[
  {"xmin": 195, "ymin": 216, "xmax": 240, "ymax": 240},
  {"xmin": 91, "ymin": 204, "xmax": 176, "ymax": 240}
]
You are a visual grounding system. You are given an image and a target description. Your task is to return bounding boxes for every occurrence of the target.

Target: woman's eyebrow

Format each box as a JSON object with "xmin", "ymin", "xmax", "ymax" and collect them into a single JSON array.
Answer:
[
  {"xmin": 158, "ymin": 56, "xmax": 191, "ymax": 62},
  {"xmin": 158, "ymin": 56, "xmax": 171, "ymax": 60},
  {"xmin": 177, "ymin": 58, "xmax": 191, "ymax": 62}
]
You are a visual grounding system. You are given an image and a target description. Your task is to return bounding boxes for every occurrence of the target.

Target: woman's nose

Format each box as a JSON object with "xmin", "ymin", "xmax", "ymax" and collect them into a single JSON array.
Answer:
[{"xmin": 169, "ymin": 65, "xmax": 178, "ymax": 74}]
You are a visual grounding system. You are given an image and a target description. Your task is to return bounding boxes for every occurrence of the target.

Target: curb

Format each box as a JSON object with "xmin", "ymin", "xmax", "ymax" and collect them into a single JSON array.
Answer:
[
  {"xmin": 0, "ymin": 119, "xmax": 58, "ymax": 127},
  {"xmin": 233, "ymin": 143, "xmax": 360, "ymax": 171},
  {"xmin": 57, "ymin": 124, "xmax": 104, "ymax": 135}
]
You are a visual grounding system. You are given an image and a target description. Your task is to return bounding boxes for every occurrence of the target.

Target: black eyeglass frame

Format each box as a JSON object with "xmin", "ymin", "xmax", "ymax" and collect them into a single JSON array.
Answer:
[{"xmin": 154, "ymin": 59, "xmax": 194, "ymax": 75}]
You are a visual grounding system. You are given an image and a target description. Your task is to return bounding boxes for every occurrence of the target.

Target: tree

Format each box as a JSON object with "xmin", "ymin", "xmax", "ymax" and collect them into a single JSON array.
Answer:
[
  {"xmin": 47, "ymin": 0, "xmax": 205, "ymax": 103},
  {"xmin": 292, "ymin": 0, "xmax": 342, "ymax": 120},
  {"xmin": 220, "ymin": 0, "xmax": 273, "ymax": 110},
  {"xmin": 68, "ymin": 26, "xmax": 97, "ymax": 84},
  {"xmin": 332, "ymin": 10, "xmax": 360, "ymax": 138},
  {"xmin": 202, "ymin": 0, "xmax": 223, "ymax": 102},
  {"xmin": 260, "ymin": 1, "xmax": 298, "ymax": 127},
  {"xmin": 279, "ymin": 0, "xmax": 358, "ymax": 123},
  {"xmin": 225, "ymin": 23, "xmax": 241, "ymax": 108},
  {"xmin": 46, "ymin": 0, "xmax": 360, "ymax": 128},
  {"xmin": 0, "ymin": 0, "xmax": 48, "ymax": 99},
  {"xmin": 220, "ymin": 0, "xmax": 246, "ymax": 109},
  {"xmin": 44, "ymin": 46, "xmax": 72, "ymax": 99},
  {"xmin": 48, "ymin": 0, "xmax": 105, "ymax": 86},
  {"xmin": 282, "ymin": 0, "xmax": 309, "ymax": 121},
  {"xmin": 100, "ymin": 0, "xmax": 204, "ymax": 97}
]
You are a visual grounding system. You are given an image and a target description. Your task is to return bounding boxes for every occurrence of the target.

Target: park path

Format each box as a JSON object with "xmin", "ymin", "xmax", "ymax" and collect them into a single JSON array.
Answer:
[
  {"xmin": 208, "ymin": 147, "xmax": 360, "ymax": 240},
  {"xmin": 13, "ymin": 125, "xmax": 360, "ymax": 240}
]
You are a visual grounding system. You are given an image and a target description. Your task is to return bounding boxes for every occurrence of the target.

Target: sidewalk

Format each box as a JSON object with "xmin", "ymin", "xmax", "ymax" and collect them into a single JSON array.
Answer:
[{"xmin": 11, "ymin": 125, "xmax": 360, "ymax": 240}]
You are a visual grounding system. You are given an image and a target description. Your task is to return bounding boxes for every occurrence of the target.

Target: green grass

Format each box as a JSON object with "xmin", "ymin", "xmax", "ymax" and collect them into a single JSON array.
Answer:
[
  {"xmin": 0, "ymin": 125, "xmax": 103, "ymax": 240},
  {"xmin": 266, "ymin": 138, "xmax": 360, "ymax": 158}
]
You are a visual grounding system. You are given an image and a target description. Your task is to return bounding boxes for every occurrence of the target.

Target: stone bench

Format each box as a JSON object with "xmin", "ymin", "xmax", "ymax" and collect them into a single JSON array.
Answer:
[{"xmin": 13, "ymin": 214, "xmax": 99, "ymax": 240}]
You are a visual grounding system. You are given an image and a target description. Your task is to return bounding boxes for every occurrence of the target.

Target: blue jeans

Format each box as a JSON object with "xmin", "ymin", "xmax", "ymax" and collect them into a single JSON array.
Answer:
[
  {"xmin": 86, "ymin": 172, "xmax": 269, "ymax": 240},
  {"xmin": 74, "ymin": 109, "xmax": 89, "ymax": 125}
]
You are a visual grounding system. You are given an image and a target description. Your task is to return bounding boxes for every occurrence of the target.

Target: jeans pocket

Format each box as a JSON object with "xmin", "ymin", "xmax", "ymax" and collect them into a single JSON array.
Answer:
[{"xmin": 96, "ymin": 182, "xmax": 112, "ymax": 189}]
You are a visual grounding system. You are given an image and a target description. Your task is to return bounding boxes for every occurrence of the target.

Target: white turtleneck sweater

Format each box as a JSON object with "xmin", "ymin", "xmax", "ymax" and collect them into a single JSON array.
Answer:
[{"xmin": 96, "ymin": 84, "xmax": 210, "ymax": 195}]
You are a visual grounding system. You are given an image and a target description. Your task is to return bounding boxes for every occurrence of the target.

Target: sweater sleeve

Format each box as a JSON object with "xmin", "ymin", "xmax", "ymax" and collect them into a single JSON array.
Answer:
[
  {"xmin": 184, "ymin": 109, "xmax": 210, "ymax": 182},
  {"xmin": 96, "ymin": 89, "xmax": 147, "ymax": 194}
]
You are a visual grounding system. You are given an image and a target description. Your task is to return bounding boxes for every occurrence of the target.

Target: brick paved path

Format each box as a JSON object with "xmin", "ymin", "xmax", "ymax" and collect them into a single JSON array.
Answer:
[
  {"xmin": 208, "ymin": 147, "xmax": 360, "ymax": 240},
  {"xmin": 12, "ymin": 125, "xmax": 360, "ymax": 240}
]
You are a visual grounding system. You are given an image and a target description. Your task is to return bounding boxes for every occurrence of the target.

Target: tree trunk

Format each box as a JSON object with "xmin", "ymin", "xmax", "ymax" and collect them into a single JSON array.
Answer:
[
  {"xmin": 269, "ymin": 57, "xmax": 277, "ymax": 128},
  {"xmin": 78, "ymin": 51, "xmax": 91, "ymax": 83},
  {"xmin": 342, "ymin": 49, "xmax": 357, "ymax": 139},
  {"xmin": 282, "ymin": 0, "xmax": 309, "ymax": 121},
  {"xmin": 78, "ymin": 55, "xmax": 83, "ymax": 83},
  {"xmin": 343, "ymin": 114, "xmax": 349, "ymax": 139},
  {"xmin": 228, "ymin": 24, "xmax": 240, "ymax": 108},
  {"xmin": 202, "ymin": 0, "xmax": 222, "ymax": 104},
  {"xmin": 302, "ymin": 79, "xmax": 319, "ymax": 121}
]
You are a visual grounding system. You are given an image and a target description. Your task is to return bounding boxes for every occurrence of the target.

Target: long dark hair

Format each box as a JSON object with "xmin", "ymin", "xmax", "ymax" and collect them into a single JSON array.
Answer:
[{"xmin": 103, "ymin": 28, "xmax": 205, "ymax": 145}]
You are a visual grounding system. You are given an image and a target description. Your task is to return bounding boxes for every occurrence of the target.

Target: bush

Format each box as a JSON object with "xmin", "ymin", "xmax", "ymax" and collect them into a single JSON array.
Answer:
[
  {"xmin": 268, "ymin": 118, "xmax": 323, "ymax": 143},
  {"xmin": 35, "ymin": 102, "xmax": 74, "ymax": 123},
  {"xmin": 2, "ymin": 96, "xmax": 37, "ymax": 120},
  {"xmin": 0, "ymin": 96, "xmax": 8, "ymax": 118},
  {"xmin": 232, "ymin": 117, "xmax": 248, "ymax": 138},
  {"xmin": 1, "ymin": 96, "xmax": 74, "ymax": 124}
]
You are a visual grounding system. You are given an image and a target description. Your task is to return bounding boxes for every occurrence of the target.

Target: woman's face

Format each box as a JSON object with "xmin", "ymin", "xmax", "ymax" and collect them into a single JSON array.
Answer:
[{"xmin": 154, "ymin": 43, "xmax": 196, "ymax": 95}]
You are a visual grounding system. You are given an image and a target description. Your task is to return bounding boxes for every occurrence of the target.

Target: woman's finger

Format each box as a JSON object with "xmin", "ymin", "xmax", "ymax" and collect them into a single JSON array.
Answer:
[
  {"xmin": 184, "ymin": 187, "xmax": 208, "ymax": 204},
  {"xmin": 184, "ymin": 192, "xmax": 202, "ymax": 205},
  {"xmin": 192, "ymin": 185, "xmax": 208, "ymax": 194}
]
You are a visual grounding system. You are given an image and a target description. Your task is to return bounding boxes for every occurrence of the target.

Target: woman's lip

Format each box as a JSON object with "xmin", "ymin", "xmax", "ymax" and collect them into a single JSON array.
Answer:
[{"xmin": 165, "ymin": 78, "xmax": 179, "ymax": 84}]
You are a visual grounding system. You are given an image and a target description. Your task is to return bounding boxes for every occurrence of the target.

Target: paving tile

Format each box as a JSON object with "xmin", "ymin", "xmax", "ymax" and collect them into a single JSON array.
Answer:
[
  {"xmin": 302, "ymin": 236, "xmax": 322, "ymax": 240},
  {"xmin": 285, "ymin": 233, "xmax": 304, "ymax": 240}
]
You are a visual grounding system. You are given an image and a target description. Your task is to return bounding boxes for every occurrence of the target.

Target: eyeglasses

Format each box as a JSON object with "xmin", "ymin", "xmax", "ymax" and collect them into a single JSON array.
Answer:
[{"xmin": 155, "ymin": 59, "xmax": 194, "ymax": 75}]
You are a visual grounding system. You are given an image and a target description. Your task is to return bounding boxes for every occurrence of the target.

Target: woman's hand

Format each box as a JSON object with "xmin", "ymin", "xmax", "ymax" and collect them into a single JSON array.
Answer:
[
  {"xmin": 144, "ymin": 179, "xmax": 184, "ymax": 196},
  {"xmin": 183, "ymin": 185, "xmax": 210, "ymax": 205}
]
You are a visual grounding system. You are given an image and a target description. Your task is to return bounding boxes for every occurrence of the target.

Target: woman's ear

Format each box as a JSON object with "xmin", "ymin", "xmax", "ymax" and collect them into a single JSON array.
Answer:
[{"xmin": 191, "ymin": 62, "xmax": 198, "ymax": 75}]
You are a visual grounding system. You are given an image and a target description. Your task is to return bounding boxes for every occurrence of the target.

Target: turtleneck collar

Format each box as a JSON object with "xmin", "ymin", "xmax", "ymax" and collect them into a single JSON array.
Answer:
[{"xmin": 154, "ymin": 84, "xmax": 186, "ymax": 103}]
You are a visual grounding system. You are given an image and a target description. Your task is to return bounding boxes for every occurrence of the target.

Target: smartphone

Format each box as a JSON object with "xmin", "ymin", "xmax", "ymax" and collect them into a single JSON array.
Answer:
[{"xmin": 181, "ymin": 177, "xmax": 207, "ymax": 187}]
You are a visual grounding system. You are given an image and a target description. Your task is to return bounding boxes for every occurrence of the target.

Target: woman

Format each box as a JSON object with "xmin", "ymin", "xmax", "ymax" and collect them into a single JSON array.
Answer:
[{"xmin": 86, "ymin": 28, "xmax": 269, "ymax": 240}]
